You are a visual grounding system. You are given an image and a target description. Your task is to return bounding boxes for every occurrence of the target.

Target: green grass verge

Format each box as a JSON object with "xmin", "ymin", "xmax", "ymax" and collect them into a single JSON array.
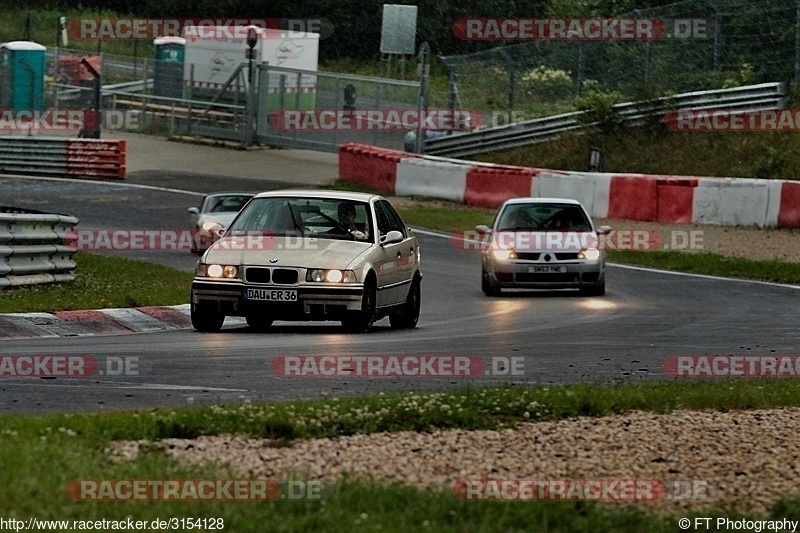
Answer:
[
  {"xmin": 0, "ymin": 252, "xmax": 192, "ymax": 313},
  {"xmin": 473, "ymin": 128, "xmax": 800, "ymax": 181},
  {"xmin": 607, "ymin": 251, "xmax": 800, "ymax": 284},
  {"xmin": 3, "ymin": 381, "xmax": 800, "ymax": 530}
]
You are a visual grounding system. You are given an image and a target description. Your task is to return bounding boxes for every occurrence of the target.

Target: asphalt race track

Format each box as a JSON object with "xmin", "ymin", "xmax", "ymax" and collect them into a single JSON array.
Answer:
[{"xmin": 1, "ymin": 174, "xmax": 797, "ymax": 414}]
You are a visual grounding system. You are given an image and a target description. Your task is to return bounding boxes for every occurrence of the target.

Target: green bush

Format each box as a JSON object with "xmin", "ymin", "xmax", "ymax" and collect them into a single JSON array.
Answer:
[{"xmin": 574, "ymin": 90, "xmax": 625, "ymax": 134}]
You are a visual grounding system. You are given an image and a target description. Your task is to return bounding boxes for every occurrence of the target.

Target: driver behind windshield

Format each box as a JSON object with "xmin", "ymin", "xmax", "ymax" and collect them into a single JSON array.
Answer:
[{"xmin": 338, "ymin": 202, "xmax": 369, "ymax": 240}]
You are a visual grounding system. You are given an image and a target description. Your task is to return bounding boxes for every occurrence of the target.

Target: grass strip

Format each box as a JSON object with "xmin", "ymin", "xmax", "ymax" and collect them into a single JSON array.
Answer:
[
  {"xmin": 3, "ymin": 381, "xmax": 800, "ymax": 530},
  {"xmin": 0, "ymin": 252, "xmax": 193, "ymax": 313}
]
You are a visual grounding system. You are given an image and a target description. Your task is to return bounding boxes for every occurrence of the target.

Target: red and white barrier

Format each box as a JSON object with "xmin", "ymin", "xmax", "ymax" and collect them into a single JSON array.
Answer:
[
  {"xmin": 337, "ymin": 142, "xmax": 800, "ymax": 229},
  {"xmin": 396, "ymin": 158, "xmax": 470, "ymax": 203}
]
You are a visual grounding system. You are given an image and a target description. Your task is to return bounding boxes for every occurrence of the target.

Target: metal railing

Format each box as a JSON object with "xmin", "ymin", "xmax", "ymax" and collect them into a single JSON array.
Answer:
[
  {"xmin": 106, "ymin": 90, "xmax": 247, "ymax": 140},
  {"xmin": 0, "ymin": 207, "xmax": 79, "ymax": 288},
  {"xmin": 424, "ymin": 82, "xmax": 786, "ymax": 158}
]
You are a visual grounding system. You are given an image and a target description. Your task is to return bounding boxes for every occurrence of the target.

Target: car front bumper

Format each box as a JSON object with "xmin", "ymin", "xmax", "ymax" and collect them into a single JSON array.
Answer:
[
  {"xmin": 191, "ymin": 280, "xmax": 364, "ymax": 320},
  {"xmin": 485, "ymin": 258, "xmax": 604, "ymax": 289}
]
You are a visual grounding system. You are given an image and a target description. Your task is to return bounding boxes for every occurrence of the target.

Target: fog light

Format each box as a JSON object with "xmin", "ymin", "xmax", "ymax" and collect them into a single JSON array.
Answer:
[{"xmin": 222, "ymin": 265, "xmax": 238, "ymax": 278}]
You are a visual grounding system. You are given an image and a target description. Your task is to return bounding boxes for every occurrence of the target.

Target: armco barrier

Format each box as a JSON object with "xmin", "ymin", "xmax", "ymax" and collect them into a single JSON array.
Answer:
[
  {"xmin": 0, "ymin": 206, "xmax": 79, "ymax": 288},
  {"xmin": 338, "ymin": 142, "xmax": 800, "ymax": 229},
  {"xmin": 0, "ymin": 137, "xmax": 126, "ymax": 180}
]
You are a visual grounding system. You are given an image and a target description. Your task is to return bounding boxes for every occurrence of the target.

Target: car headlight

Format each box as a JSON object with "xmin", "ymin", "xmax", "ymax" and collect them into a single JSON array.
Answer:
[
  {"xmin": 578, "ymin": 247, "xmax": 601, "ymax": 261},
  {"xmin": 199, "ymin": 263, "xmax": 239, "ymax": 278},
  {"xmin": 491, "ymin": 246, "xmax": 517, "ymax": 261},
  {"xmin": 306, "ymin": 269, "xmax": 356, "ymax": 283}
]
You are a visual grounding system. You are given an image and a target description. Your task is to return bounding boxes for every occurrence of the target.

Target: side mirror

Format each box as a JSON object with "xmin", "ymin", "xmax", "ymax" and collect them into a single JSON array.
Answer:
[
  {"xmin": 202, "ymin": 221, "xmax": 224, "ymax": 237},
  {"xmin": 597, "ymin": 225, "xmax": 612, "ymax": 235},
  {"xmin": 475, "ymin": 225, "xmax": 491, "ymax": 234},
  {"xmin": 187, "ymin": 207, "xmax": 199, "ymax": 215},
  {"xmin": 380, "ymin": 230, "xmax": 404, "ymax": 245}
]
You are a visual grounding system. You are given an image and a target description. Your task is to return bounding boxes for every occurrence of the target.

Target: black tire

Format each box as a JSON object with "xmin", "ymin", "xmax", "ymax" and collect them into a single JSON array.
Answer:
[
  {"xmin": 342, "ymin": 275, "xmax": 377, "ymax": 332},
  {"xmin": 390, "ymin": 276, "xmax": 421, "ymax": 329},
  {"xmin": 191, "ymin": 302, "xmax": 224, "ymax": 332},
  {"xmin": 246, "ymin": 314, "xmax": 274, "ymax": 331},
  {"xmin": 579, "ymin": 281, "xmax": 606, "ymax": 296},
  {"xmin": 481, "ymin": 267, "xmax": 500, "ymax": 297}
]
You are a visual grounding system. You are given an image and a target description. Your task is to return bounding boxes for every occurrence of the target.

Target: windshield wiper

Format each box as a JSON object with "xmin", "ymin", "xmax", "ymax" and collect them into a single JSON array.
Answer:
[
  {"xmin": 286, "ymin": 202, "xmax": 305, "ymax": 235},
  {"xmin": 313, "ymin": 209, "xmax": 356, "ymax": 240}
]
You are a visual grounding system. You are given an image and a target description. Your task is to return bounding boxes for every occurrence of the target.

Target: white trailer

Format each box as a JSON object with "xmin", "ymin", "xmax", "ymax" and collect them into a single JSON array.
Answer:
[{"xmin": 182, "ymin": 26, "xmax": 319, "ymax": 108}]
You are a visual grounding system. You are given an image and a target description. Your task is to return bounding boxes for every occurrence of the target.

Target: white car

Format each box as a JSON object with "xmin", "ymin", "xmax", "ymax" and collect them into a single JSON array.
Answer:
[
  {"xmin": 190, "ymin": 190, "xmax": 422, "ymax": 332},
  {"xmin": 187, "ymin": 193, "xmax": 254, "ymax": 253},
  {"xmin": 477, "ymin": 198, "xmax": 610, "ymax": 296}
]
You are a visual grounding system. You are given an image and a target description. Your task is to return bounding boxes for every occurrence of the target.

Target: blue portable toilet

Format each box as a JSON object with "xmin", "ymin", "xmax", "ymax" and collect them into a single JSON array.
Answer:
[
  {"xmin": 0, "ymin": 41, "xmax": 46, "ymax": 111},
  {"xmin": 153, "ymin": 36, "xmax": 185, "ymax": 99}
]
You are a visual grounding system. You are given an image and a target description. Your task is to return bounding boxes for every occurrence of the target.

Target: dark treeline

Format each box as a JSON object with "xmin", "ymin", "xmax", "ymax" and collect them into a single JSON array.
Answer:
[{"xmin": 5, "ymin": 0, "xmax": 684, "ymax": 60}]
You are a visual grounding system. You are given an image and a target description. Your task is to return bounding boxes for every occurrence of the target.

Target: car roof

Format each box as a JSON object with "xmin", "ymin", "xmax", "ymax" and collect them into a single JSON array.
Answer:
[
  {"xmin": 204, "ymin": 192, "xmax": 255, "ymax": 198},
  {"xmin": 501, "ymin": 197, "xmax": 583, "ymax": 206},
  {"xmin": 253, "ymin": 189, "xmax": 382, "ymax": 202}
]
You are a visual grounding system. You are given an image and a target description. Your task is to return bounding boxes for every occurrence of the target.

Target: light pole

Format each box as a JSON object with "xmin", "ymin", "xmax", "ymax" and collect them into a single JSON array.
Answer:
[{"xmin": 245, "ymin": 25, "xmax": 258, "ymax": 146}]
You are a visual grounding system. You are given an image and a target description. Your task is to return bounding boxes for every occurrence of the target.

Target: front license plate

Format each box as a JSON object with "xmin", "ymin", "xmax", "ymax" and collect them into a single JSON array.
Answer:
[
  {"xmin": 244, "ymin": 288, "xmax": 298, "ymax": 301},
  {"xmin": 528, "ymin": 266, "xmax": 566, "ymax": 273}
]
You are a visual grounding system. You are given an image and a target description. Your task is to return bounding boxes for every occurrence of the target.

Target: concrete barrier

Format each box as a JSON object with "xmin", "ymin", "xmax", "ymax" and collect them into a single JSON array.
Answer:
[
  {"xmin": 337, "ymin": 142, "xmax": 800, "ymax": 229},
  {"xmin": 396, "ymin": 158, "xmax": 469, "ymax": 203},
  {"xmin": 693, "ymin": 178, "xmax": 772, "ymax": 227},
  {"xmin": 464, "ymin": 165, "xmax": 536, "ymax": 208}
]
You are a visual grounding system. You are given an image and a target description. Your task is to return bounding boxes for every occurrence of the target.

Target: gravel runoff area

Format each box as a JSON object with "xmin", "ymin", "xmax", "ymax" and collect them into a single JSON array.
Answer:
[{"xmin": 110, "ymin": 408, "xmax": 800, "ymax": 515}]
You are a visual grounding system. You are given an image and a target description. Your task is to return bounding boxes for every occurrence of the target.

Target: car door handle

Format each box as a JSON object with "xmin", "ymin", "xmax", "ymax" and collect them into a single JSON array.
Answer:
[{"xmin": 396, "ymin": 251, "xmax": 402, "ymax": 258}]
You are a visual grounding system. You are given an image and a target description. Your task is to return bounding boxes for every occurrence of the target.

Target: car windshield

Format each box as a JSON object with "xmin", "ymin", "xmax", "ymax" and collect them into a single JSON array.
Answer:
[
  {"xmin": 203, "ymin": 195, "xmax": 252, "ymax": 213},
  {"xmin": 497, "ymin": 203, "xmax": 592, "ymax": 231},
  {"xmin": 226, "ymin": 197, "xmax": 373, "ymax": 241}
]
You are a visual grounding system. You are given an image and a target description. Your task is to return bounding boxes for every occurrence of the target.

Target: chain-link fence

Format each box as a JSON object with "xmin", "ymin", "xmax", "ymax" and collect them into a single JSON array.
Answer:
[
  {"xmin": 38, "ymin": 48, "xmax": 422, "ymax": 149},
  {"xmin": 254, "ymin": 64, "xmax": 420, "ymax": 151},
  {"xmin": 438, "ymin": 0, "xmax": 800, "ymax": 121}
]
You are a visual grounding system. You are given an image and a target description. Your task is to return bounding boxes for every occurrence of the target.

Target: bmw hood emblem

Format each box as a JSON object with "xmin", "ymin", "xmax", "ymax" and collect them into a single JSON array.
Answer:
[{"xmin": 269, "ymin": 258, "xmax": 279, "ymax": 263}]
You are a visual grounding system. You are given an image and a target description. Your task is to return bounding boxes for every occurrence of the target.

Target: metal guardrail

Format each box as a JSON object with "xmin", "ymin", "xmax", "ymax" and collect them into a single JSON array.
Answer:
[
  {"xmin": 0, "ymin": 207, "xmax": 79, "ymax": 288},
  {"xmin": 424, "ymin": 82, "xmax": 786, "ymax": 158},
  {"xmin": 0, "ymin": 137, "xmax": 127, "ymax": 179}
]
